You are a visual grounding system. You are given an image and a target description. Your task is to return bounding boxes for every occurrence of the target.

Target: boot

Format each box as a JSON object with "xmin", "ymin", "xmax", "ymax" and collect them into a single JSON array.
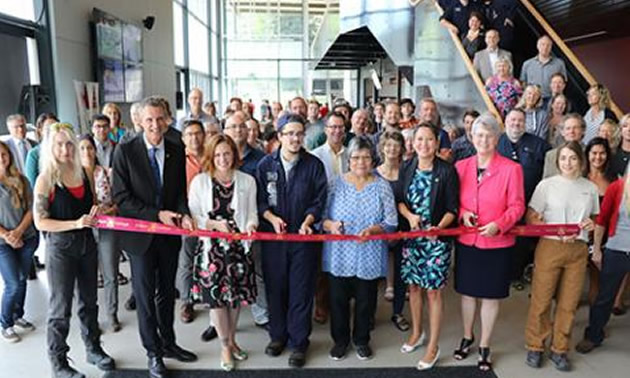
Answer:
[
  {"xmin": 86, "ymin": 344, "xmax": 116, "ymax": 371},
  {"xmin": 50, "ymin": 356, "xmax": 85, "ymax": 378}
]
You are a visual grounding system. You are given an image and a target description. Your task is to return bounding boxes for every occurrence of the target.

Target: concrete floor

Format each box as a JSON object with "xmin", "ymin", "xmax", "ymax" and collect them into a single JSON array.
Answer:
[{"xmin": 1, "ymin": 250, "xmax": 629, "ymax": 378}]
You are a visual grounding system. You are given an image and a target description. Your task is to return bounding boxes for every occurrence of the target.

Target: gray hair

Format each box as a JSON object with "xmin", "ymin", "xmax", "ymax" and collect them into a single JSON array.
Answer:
[
  {"xmin": 130, "ymin": 102, "xmax": 142, "ymax": 118},
  {"xmin": 6, "ymin": 114, "xmax": 26, "ymax": 125},
  {"xmin": 347, "ymin": 135, "xmax": 376, "ymax": 165},
  {"xmin": 471, "ymin": 112, "xmax": 502, "ymax": 137}
]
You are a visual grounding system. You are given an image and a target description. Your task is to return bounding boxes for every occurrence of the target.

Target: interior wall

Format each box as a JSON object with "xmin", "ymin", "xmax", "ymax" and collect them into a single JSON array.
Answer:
[
  {"xmin": 48, "ymin": 0, "xmax": 175, "ymax": 126},
  {"xmin": 0, "ymin": 34, "xmax": 29, "ymax": 134},
  {"xmin": 571, "ymin": 36, "xmax": 630, "ymax": 113}
]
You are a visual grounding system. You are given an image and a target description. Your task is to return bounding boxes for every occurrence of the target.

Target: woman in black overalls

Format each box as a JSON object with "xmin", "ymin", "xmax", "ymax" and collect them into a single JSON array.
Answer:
[{"xmin": 33, "ymin": 123, "xmax": 115, "ymax": 378}]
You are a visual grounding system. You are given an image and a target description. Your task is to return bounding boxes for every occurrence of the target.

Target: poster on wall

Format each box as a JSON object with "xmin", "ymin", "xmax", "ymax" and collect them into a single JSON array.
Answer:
[
  {"xmin": 92, "ymin": 8, "xmax": 143, "ymax": 104},
  {"xmin": 124, "ymin": 64, "xmax": 143, "ymax": 102},
  {"xmin": 95, "ymin": 11, "xmax": 123, "ymax": 60},
  {"xmin": 123, "ymin": 23, "xmax": 142, "ymax": 63},
  {"xmin": 102, "ymin": 59, "xmax": 125, "ymax": 102},
  {"xmin": 74, "ymin": 80, "xmax": 100, "ymax": 134}
]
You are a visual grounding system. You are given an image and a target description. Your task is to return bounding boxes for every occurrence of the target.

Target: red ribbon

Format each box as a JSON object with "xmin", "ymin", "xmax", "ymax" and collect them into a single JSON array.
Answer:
[{"xmin": 96, "ymin": 216, "xmax": 580, "ymax": 242}]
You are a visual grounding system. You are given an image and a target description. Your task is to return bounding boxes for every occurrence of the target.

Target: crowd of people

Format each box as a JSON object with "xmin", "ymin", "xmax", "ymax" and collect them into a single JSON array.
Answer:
[{"xmin": 0, "ymin": 82, "xmax": 628, "ymax": 378}]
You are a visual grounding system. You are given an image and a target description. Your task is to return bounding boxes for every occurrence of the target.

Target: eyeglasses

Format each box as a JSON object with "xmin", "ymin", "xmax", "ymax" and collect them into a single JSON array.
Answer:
[{"xmin": 281, "ymin": 131, "xmax": 305, "ymax": 138}]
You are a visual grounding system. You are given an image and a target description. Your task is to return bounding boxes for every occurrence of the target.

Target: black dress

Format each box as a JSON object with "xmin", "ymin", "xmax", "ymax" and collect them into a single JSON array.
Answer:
[{"xmin": 190, "ymin": 179, "xmax": 256, "ymax": 308}]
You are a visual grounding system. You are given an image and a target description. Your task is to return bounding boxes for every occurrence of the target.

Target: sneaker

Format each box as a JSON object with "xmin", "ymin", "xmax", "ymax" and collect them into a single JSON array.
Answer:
[
  {"xmin": 1, "ymin": 327, "xmax": 21, "ymax": 343},
  {"xmin": 575, "ymin": 338, "xmax": 599, "ymax": 354},
  {"xmin": 14, "ymin": 318, "xmax": 35, "ymax": 331},
  {"xmin": 356, "ymin": 345, "xmax": 373, "ymax": 360},
  {"xmin": 549, "ymin": 352, "xmax": 571, "ymax": 372},
  {"xmin": 124, "ymin": 295, "xmax": 136, "ymax": 311},
  {"xmin": 525, "ymin": 350, "xmax": 542, "ymax": 368},
  {"xmin": 329, "ymin": 344, "xmax": 347, "ymax": 361},
  {"xmin": 108, "ymin": 315, "xmax": 122, "ymax": 333}
]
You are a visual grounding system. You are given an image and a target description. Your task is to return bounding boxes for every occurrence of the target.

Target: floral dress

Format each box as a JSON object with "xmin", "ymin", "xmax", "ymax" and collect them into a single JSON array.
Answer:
[
  {"xmin": 486, "ymin": 76, "xmax": 522, "ymax": 118},
  {"xmin": 400, "ymin": 170, "xmax": 450, "ymax": 290},
  {"xmin": 191, "ymin": 179, "xmax": 256, "ymax": 308}
]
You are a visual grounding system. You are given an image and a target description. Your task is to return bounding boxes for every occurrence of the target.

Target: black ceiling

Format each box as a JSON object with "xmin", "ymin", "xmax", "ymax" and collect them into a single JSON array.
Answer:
[
  {"xmin": 315, "ymin": 26, "xmax": 388, "ymax": 70},
  {"xmin": 532, "ymin": 0, "xmax": 630, "ymax": 43}
]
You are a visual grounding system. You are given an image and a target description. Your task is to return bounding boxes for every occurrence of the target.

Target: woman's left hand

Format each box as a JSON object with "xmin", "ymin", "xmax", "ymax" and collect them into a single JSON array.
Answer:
[
  {"xmin": 246, "ymin": 224, "xmax": 257, "ymax": 236},
  {"xmin": 478, "ymin": 222, "xmax": 500, "ymax": 237},
  {"xmin": 425, "ymin": 226, "xmax": 439, "ymax": 241}
]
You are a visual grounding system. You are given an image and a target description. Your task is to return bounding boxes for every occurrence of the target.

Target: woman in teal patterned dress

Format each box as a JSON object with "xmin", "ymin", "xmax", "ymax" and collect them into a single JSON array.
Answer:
[{"xmin": 396, "ymin": 123, "xmax": 459, "ymax": 370}]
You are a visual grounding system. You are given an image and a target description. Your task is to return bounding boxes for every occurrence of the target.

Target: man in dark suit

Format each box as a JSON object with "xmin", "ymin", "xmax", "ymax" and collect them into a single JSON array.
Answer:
[{"xmin": 112, "ymin": 96, "xmax": 197, "ymax": 378}]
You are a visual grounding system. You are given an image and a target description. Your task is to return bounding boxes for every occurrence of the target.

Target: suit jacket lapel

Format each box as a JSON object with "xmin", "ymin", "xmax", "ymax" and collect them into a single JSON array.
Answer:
[{"xmin": 135, "ymin": 137, "xmax": 159, "ymax": 190}]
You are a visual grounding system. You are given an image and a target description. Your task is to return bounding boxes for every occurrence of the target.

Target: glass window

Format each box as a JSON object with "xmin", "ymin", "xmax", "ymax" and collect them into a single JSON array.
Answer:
[
  {"xmin": 0, "ymin": 1, "xmax": 35, "ymax": 21},
  {"xmin": 210, "ymin": 0, "xmax": 218, "ymax": 32},
  {"xmin": 211, "ymin": 31, "xmax": 219, "ymax": 76},
  {"xmin": 280, "ymin": 12, "xmax": 303, "ymax": 37},
  {"xmin": 188, "ymin": 0, "xmax": 208, "ymax": 25},
  {"xmin": 173, "ymin": 2, "xmax": 185, "ymax": 67},
  {"xmin": 188, "ymin": 16, "xmax": 209, "ymax": 74}
]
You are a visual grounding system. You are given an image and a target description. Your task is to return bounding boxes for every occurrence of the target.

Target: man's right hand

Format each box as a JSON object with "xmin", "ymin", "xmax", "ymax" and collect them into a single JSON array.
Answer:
[{"xmin": 269, "ymin": 215, "xmax": 287, "ymax": 234}]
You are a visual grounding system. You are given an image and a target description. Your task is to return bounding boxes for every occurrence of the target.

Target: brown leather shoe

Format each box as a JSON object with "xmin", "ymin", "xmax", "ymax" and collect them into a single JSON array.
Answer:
[{"xmin": 180, "ymin": 303, "xmax": 195, "ymax": 323}]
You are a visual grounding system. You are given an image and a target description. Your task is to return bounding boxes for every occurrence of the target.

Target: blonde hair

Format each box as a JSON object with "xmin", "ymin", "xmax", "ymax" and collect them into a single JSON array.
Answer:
[
  {"xmin": 599, "ymin": 119, "xmax": 620, "ymax": 151},
  {"xmin": 102, "ymin": 103, "xmax": 122, "ymax": 127},
  {"xmin": 587, "ymin": 84, "xmax": 611, "ymax": 109},
  {"xmin": 625, "ymin": 163, "xmax": 630, "ymax": 213},
  {"xmin": 39, "ymin": 123, "xmax": 83, "ymax": 188},
  {"xmin": 516, "ymin": 85, "xmax": 543, "ymax": 110},
  {"xmin": 0, "ymin": 142, "xmax": 28, "ymax": 209}
]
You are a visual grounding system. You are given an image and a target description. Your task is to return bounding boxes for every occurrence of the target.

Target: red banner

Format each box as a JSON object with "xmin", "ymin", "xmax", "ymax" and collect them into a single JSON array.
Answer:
[{"xmin": 96, "ymin": 216, "xmax": 580, "ymax": 242}]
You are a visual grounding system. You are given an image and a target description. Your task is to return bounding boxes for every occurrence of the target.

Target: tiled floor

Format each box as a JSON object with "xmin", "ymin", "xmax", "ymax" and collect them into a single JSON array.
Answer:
[{"xmin": 1, "ymin": 251, "xmax": 629, "ymax": 378}]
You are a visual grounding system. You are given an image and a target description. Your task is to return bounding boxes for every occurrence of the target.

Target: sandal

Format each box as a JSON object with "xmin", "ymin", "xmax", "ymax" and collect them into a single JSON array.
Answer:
[
  {"xmin": 511, "ymin": 280, "xmax": 525, "ymax": 291},
  {"xmin": 453, "ymin": 335, "xmax": 475, "ymax": 360},
  {"xmin": 478, "ymin": 347, "xmax": 492, "ymax": 371},
  {"xmin": 391, "ymin": 314, "xmax": 410, "ymax": 332},
  {"xmin": 97, "ymin": 274, "xmax": 104, "ymax": 289}
]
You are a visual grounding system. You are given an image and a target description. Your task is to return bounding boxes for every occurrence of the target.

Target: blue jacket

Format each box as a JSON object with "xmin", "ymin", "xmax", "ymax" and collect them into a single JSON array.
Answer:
[
  {"xmin": 497, "ymin": 133, "xmax": 550, "ymax": 202},
  {"xmin": 255, "ymin": 148, "xmax": 328, "ymax": 243}
]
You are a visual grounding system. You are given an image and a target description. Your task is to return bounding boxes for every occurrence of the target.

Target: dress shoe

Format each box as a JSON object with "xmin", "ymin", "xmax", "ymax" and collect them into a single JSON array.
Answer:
[
  {"xmin": 162, "ymin": 344, "xmax": 198, "ymax": 362},
  {"xmin": 124, "ymin": 295, "xmax": 136, "ymax": 311},
  {"xmin": 401, "ymin": 332, "xmax": 426, "ymax": 353},
  {"xmin": 86, "ymin": 346, "xmax": 116, "ymax": 371},
  {"xmin": 288, "ymin": 351, "xmax": 306, "ymax": 368},
  {"xmin": 265, "ymin": 341, "xmax": 286, "ymax": 357},
  {"xmin": 148, "ymin": 356, "xmax": 168, "ymax": 378},
  {"xmin": 52, "ymin": 356, "xmax": 85, "ymax": 378},
  {"xmin": 417, "ymin": 347, "xmax": 440, "ymax": 370},
  {"xmin": 575, "ymin": 338, "xmax": 600, "ymax": 354},
  {"xmin": 200, "ymin": 326, "xmax": 217, "ymax": 342},
  {"xmin": 180, "ymin": 303, "xmax": 195, "ymax": 323}
]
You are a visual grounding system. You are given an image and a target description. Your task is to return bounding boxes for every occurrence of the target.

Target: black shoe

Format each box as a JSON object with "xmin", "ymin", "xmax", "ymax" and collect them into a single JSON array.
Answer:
[
  {"xmin": 329, "ymin": 344, "xmax": 347, "ymax": 361},
  {"xmin": 124, "ymin": 295, "xmax": 136, "ymax": 311},
  {"xmin": 34, "ymin": 255, "xmax": 45, "ymax": 270},
  {"xmin": 356, "ymin": 345, "xmax": 373, "ymax": 360},
  {"xmin": 148, "ymin": 356, "xmax": 168, "ymax": 378},
  {"xmin": 162, "ymin": 344, "xmax": 197, "ymax": 362},
  {"xmin": 28, "ymin": 262, "xmax": 37, "ymax": 280},
  {"xmin": 265, "ymin": 341, "xmax": 286, "ymax": 357},
  {"xmin": 525, "ymin": 350, "xmax": 542, "ymax": 368},
  {"xmin": 51, "ymin": 357, "xmax": 85, "ymax": 378},
  {"xmin": 86, "ymin": 346, "xmax": 116, "ymax": 371},
  {"xmin": 288, "ymin": 351, "xmax": 306, "ymax": 368},
  {"xmin": 200, "ymin": 326, "xmax": 218, "ymax": 342}
]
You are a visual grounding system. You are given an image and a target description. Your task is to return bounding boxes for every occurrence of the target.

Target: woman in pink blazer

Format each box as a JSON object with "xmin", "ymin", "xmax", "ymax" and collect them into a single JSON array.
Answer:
[{"xmin": 452, "ymin": 113, "xmax": 525, "ymax": 371}]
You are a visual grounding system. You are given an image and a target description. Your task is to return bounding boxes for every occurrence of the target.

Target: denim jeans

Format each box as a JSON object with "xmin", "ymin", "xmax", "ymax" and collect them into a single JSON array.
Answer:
[
  {"xmin": 95, "ymin": 229, "xmax": 120, "ymax": 317},
  {"xmin": 0, "ymin": 236, "xmax": 39, "ymax": 329}
]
